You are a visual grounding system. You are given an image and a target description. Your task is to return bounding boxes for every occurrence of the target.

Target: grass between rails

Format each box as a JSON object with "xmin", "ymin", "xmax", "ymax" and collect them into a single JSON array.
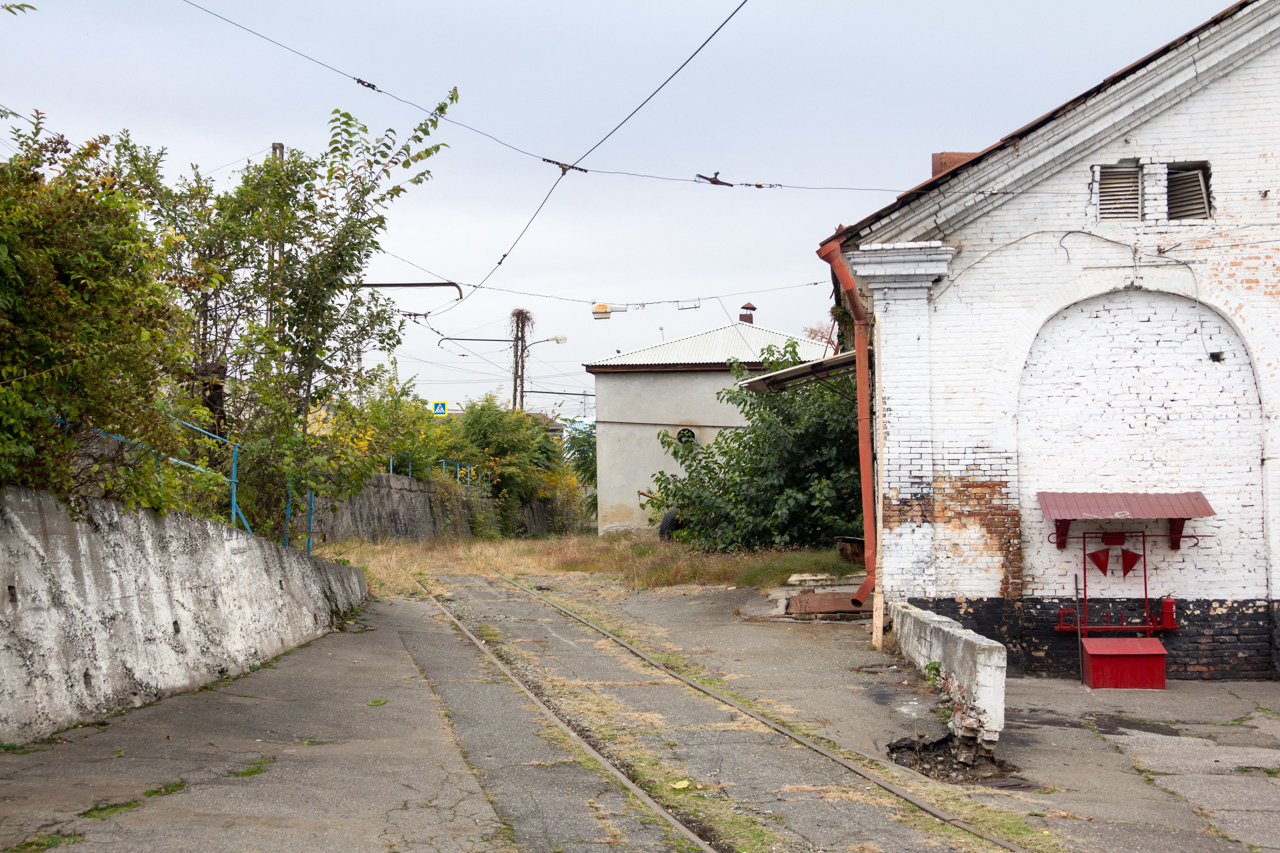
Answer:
[
  {"xmin": 80, "ymin": 801, "xmax": 138, "ymax": 819},
  {"xmin": 317, "ymin": 533, "xmax": 855, "ymax": 599},
  {"xmin": 527, "ymin": 591, "xmax": 1073, "ymax": 853},
  {"xmin": 2, "ymin": 833, "xmax": 82, "ymax": 851}
]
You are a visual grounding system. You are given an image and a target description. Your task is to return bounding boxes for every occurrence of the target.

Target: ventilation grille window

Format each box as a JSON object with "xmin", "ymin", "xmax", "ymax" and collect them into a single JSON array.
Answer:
[
  {"xmin": 1098, "ymin": 166, "xmax": 1142, "ymax": 220},
  {"xmin": 1168, "ymin": 167, "xmax": 1210, "ymax": 219}
]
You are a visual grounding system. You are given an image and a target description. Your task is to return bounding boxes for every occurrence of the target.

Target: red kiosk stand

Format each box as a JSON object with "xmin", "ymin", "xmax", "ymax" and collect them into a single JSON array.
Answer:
[{"xmin": 1039, "ymin": 492, "xmax": 1215, "ymax": 690}]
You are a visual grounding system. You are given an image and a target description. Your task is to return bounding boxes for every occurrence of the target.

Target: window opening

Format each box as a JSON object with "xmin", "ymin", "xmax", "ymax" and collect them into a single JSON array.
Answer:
[
  {"xmin": 1098, "ymin": 165, "xmax": 1142, "ymax": 220},
  {"xmin": 1167, "ymin": 165, "xmax": 1210, "ymax": 219}
]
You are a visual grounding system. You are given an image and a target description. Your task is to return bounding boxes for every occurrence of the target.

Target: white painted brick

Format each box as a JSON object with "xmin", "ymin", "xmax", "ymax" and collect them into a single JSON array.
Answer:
[{"xmin": 859, "ymin": 38, "xmax": 1280, "ymax": 606}]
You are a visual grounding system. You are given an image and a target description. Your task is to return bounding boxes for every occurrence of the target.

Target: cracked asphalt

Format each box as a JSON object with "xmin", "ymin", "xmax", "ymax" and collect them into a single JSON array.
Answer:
[
  {"xmin": 549, "ymin": 576, "xmax": 1280, "ymax": 853},
  {"xmin": 0, "ymin": 600, "xmax": 509, "ymax": 852},
  {"xmin": 4, "ymin": 574, "xmax": 1278, "ymax": 853}
]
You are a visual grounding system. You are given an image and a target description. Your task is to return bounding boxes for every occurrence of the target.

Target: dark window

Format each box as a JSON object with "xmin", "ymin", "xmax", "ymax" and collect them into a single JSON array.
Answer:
[
  {"xmin": 1167, "ymin": 165, "xmax": 1211, "ymax": 219},
  {"xmin": 1098, "ymin": 165, "xmax": 1142, "ymax": 220}
]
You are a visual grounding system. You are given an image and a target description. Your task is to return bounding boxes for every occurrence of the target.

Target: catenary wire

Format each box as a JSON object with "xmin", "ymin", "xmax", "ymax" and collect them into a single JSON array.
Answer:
[
  {"xmin": 430, "ymin": 0, "xmax": 749, "ymax": 315},
  {"xmin": 44, "ymin": 12, "xmax": 1088, "ymax": 200},
  {"xmin": 571, "ymin": 0, "xmax": 748, "ymax": 167}
]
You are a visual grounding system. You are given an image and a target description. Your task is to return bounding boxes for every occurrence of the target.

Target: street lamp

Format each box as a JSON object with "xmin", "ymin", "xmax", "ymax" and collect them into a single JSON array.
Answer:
[{"xmin": 436, "ymin": 333, "xmax": 567, "ymax": 409}]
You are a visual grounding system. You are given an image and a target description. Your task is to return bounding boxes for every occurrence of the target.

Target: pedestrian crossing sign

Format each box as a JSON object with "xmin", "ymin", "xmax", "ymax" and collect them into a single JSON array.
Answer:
[{"xmin": 433, "ymin": 401, "xmax": 447, "ymax": 417}]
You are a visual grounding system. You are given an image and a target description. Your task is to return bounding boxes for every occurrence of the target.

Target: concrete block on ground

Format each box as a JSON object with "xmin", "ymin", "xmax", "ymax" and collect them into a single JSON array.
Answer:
[{"xmin": 889, "ymin": 600, "xmax": 1006, "ymax": 755}]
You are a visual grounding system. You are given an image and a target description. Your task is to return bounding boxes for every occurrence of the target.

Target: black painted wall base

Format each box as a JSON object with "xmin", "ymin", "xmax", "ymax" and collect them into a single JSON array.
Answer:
[{"xmin": 907, "ymin": 596, "xmax": 1276, "ymax": 680}]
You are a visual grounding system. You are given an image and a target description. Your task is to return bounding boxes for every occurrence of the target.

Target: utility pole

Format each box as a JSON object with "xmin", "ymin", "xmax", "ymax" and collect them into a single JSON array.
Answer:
[
  {"xmin": 510, "ymin": 308, "xmax": 532, "ymax": 409},
  {"xmin": 267, "ymin": 143, "xmax": 284, "ymax": 335}
]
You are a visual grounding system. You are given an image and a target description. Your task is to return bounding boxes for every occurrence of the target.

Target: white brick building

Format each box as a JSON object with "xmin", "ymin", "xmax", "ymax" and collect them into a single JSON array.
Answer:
[{"xmin": 820, "ymin": 0, "xmax": 1280, "ymax": 677}]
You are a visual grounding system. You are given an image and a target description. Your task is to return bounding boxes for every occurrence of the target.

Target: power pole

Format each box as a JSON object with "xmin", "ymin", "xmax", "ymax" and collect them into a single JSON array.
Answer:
[
  {"xmin": 266, "ymin": 143, "xmax": 284, "ymax": 335},
  {"xmin": 510, "ymin": 308, "xmax": 532, "ymax": 409}
]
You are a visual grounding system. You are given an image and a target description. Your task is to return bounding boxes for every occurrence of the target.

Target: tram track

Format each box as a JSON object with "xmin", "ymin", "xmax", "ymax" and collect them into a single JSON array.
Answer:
[{"xmin": 421, "ymin": 572, "xmax": 1033, "ymax": 853}]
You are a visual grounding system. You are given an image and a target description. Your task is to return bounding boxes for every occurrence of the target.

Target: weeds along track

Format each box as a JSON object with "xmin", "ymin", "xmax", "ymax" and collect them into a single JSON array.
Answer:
[
  {"xmin": 426, "ymin": 573, "xmax": 1032, "ymax": 853},
  {"xmin": 421, "ymin": 584, "xmax": 717, "ymax": 853}
]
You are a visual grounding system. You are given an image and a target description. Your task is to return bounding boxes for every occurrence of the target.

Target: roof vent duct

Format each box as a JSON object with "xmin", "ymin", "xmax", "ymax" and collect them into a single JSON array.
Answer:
[
  {"xmin": 739, "ymin": 302, "xmax": 756, "ymax": 324},
  {"xmin": 931, "ymin": 152, "xmax": 978, "ymax": 177}
]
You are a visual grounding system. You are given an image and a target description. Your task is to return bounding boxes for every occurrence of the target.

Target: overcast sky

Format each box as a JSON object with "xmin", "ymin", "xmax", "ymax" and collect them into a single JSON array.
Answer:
[{"xmin": 2, "ymin": 0, "xmax": 1229, "ymax": 419}]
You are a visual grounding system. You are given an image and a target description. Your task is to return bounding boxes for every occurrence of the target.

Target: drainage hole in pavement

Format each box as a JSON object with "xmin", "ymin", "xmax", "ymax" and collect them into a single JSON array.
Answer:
[{"xmin": 888, "ymin": 733, "xmax": 1022, "ymax": 785}]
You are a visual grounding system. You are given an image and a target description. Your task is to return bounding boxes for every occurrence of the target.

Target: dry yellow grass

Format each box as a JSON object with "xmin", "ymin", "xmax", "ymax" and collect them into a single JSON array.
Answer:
[{"xmin": 314, "ymin": 532, "xmax": 857, "ymax": 599}]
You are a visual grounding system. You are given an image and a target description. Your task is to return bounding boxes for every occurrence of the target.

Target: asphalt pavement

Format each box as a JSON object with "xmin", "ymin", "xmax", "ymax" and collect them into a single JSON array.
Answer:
[{"xmin": 3, "ymin": 576, "xmax": 1278, "ymax": 853}]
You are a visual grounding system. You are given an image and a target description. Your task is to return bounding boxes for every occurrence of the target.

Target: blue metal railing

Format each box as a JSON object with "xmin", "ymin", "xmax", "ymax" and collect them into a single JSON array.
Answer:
[
  {"xmin": 439, "ymin": 458, "xmax": 491, "ymax": 486},
  {"xmin": 386, "ymin": 455, "xmax": 490, "ymax": 486},
  {"xmin": 282, "ymin": 486, "xmax": 316, "ymax": 556},
  {"xmin": 56, "ymin": 416, "xmax": 252, "ymax": 534}
]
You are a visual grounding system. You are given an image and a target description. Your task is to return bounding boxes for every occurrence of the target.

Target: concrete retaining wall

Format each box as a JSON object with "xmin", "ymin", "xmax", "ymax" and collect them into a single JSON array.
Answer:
[
  {"xmin": 0, "ymin": 485, "xmax": 367, "ymax": 744},
  {"xmin": 313, "ymin": 473, "xmax": 498, "ymax": 542},
  {"xmin": 889, "ymin": 601, "xmax": 1006, "ymax": 758}
]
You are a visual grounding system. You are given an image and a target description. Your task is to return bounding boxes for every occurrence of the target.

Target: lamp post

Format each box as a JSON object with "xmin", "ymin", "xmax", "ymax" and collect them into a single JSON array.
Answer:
[{"xmin": 436, "ymin": 332, "xmax": 567, "ymax": 410}]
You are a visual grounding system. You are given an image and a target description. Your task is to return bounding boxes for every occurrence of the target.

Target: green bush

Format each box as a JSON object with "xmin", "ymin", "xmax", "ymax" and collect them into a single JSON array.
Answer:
[{"xmin": 651, "ymin": 341, "xmax": 862, "ymax": 551}]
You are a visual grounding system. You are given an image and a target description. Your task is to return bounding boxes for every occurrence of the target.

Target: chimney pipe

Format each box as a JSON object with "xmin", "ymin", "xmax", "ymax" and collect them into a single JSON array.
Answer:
[
  {"xmin": 738, "ymin": 302, "xmax": 756, "ymax": 324},
  {"xmin": 931, "ymin": 152, "xmax": 978, "ymax": 177}
]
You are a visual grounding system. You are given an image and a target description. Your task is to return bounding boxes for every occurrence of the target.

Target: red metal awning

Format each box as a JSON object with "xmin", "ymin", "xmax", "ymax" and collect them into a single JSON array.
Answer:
[
  {"xmin": 1038, "ymin": 492, "xmax": 1214, "ymax": 521},
  {"xmin": 1038, "ymin": 491, "xmax": 1215, "ymax": 550}
]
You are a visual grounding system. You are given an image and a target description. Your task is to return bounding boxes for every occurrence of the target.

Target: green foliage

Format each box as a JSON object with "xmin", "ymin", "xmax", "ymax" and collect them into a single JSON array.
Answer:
[
  {"xmin": 924, "ymin": 660, "xmax": 942, "ymax": 686},
  {"xmin": 3, "ymin": 832, "xmax": 82, "ymax": 851},
  {"xmin": 0, "ymin": 96, "xmax": 457, "ymax": 531},
  {"xmin": 651, "ymin": 340, "xmax": 861, "ymax": 551},
  {"xmin": 460, "ymin": 394, "xmax": 558, "ymax": 504},
  {"xmin": 562, "ymin": 419, "xmax": 597, "ymax": 517},
  {"xmin": 143, "ymin": 779, "xmax": 185, "ymax": 797},
  {"xmin": 80, "ymin": 801, "xmax": 138, "ymax": 819},
  {"xmin": 332, "ymin": 381, "xmax": 582, "ymax": 537},
  {"xmin": 0, "ymin": 118, "xmax": 192, "ymax": 509},
  {"xmin": 136, "ymin": 97, "xmax": 458, "ymax": 536}
]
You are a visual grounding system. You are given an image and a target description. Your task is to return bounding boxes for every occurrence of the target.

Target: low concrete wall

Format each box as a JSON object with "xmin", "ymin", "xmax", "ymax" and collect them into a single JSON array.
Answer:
[
  {"xmin": 313, "ymin": 473, "xmax": 498, "ymax": 542},
  {"xmin": 889, "ymin": 601, "xmax": 1006, "ymax": 758},
  {"xmin": 0, "ymin": 485, "xmax": 367, "ymax": 744}
]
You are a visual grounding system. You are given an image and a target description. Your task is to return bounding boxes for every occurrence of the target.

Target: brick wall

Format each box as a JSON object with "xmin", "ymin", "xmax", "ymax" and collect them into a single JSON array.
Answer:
[
  {"xmin": 1017, "ymin": 289, "xmax": 1266, "ymax": 601},
  {"xmin": 915, "ymin": 596, "xmax": 1273, "ymax": 681},
  {"xmin": 848, "ymin": 19, "xmax": 1280, "ymax": 676}
]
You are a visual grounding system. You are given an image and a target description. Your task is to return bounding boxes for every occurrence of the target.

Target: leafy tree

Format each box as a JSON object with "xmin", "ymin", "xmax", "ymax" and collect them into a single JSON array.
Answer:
[
  {"xmin": 651, "ymin": 340, "xmax": 861, "ymax": 550},
  {"xmin": 143, "ymin": 99, "xmax": 457, "ymax": 534},
  {"xmin": 460, "ymin": 393, "xmax": 559, "ymax": 505},
  {"xmin": 562, "ymin": 420, "xmax": 597, "ymax": 517},
  {"xmin": 0, "ymin": 97, "xmax": 458, "ymax": 534},
  {"xmin": 0, "ymin": 118, "xmax": 190, "ymax": 508}
]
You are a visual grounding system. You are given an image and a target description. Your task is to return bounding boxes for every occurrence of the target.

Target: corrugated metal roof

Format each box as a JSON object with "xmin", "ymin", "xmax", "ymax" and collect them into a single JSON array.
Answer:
[
  {"xmin": 585, "ymin": 323, "xmax": 826, "ymax": 371},
  {"xmin": 1038, "ymin": 492, "xmax": 1215, "ymax": 521}
]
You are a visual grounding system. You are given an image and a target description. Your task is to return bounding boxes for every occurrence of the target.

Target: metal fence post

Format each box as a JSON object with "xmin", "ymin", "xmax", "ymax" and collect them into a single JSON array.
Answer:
[
  {"xmin": 231, "ymin": 445, "xmax": 240, "ymax": 527},
  {"xmin": 306, "ymin": 490, "xmax": 314, "ymax": 556},
  {"xmin": 283, "ymin": 486, "xmax": 292, "ymax": 548}
]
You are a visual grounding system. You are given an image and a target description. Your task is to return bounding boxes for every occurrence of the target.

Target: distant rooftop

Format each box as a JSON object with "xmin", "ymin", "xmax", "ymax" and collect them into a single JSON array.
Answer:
[{"xmin": 585, "ymin": 323, "xmax": 826, "ymax": 373}]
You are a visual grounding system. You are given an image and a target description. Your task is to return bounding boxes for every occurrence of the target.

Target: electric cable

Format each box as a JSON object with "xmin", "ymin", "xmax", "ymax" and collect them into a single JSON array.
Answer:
[
  {"xmin": 571, "ymin": 0, "xmax": 748, "ymax": 167},
  {"xmin": 429, "ymin": 0, "xmax": 750, "ymax": 317},
  {"xmin": 206, "ymin": 146, "xmax": 272, "ymax": 174}
]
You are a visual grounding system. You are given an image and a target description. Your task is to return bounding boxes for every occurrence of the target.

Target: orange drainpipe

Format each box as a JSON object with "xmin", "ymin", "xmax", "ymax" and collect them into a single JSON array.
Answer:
[{"xmin": 816, "ymin": 239, "xmax": 876, "ymax": 608}]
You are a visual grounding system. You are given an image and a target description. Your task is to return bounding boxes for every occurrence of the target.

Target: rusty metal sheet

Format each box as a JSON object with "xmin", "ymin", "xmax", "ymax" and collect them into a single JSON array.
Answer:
[
  {"xmin": 786, "ymin": 592, "xmax": 863, "ymax": 615},
  {"xmin": 1038, "ymin": 491, "xmax": 1215, "ymax": 522}
]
